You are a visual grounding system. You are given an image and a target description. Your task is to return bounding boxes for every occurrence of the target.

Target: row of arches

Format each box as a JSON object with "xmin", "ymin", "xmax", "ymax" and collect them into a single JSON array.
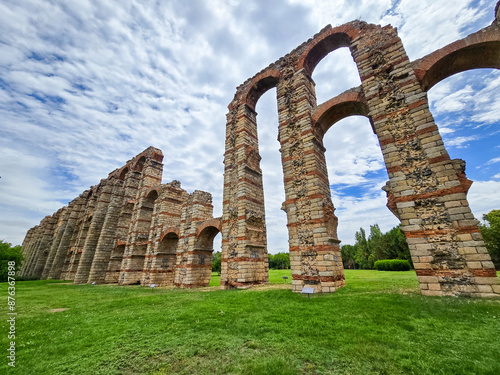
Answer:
[{"xmin": 222, "ymin": 15, "xmax": 500, "ymax": 296}]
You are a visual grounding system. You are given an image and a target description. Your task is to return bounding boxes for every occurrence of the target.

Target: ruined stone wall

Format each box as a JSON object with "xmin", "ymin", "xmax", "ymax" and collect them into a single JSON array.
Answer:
[
  {"xmin": 221, "ymin": 2, "xmax": 500, "ymax": 296},
  {"xmin": 20, "ymin": 147, "xmax": 220, "ymax": 288},
  {"xmin": 21, "ymin": 2, "xmax": 500, "ymax": 297}
]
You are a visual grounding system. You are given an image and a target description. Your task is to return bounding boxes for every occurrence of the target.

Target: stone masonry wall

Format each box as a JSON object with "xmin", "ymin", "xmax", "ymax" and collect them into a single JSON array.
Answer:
[
  {"xmin": 21, "ymin": 2, "xmax": 500, "ymax": 297},
  {"xmin": 20, "ymin": 147, "xmax": 221, "ymax": 288},
  {"xmin": 221, "ymin": 2, "xmax": 500, "ymax": 296}
]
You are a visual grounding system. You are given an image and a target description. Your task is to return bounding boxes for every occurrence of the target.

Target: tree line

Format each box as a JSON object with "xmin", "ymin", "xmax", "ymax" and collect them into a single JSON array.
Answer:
[{"xmin": 341, "ymin": 224, "xmax": 412, "ymax": 269}]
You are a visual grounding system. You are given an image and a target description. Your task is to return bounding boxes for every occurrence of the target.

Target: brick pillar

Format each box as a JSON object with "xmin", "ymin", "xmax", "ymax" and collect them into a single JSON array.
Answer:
[
  {"xmin": 142, "ymin": 181, "xmax": 186, "ymax": 286},
  {"xmin": 175, "ymin": 191, "xmax": 215, "ymax": 287},
  {"xmin": 220, "ymin": 103, "xmax": 269, "ymax": 289},
  {"xmin": 277, "ymin": 60, "xmax": 345, "ymax": 294},
  {"xmin": 105, "ymin": 168, "xmax": 140, "ymax": 283},
  {"xmin": 87, "ymin": 179, "xmax": 125, "ymax": 283},
  {"xmin": 65, "ymin": 193, "xmax": 95, "ymax": 281},
  {"xmin": 31, "ymin": 215, "xmax": 58, "ymax": 278},
  {"xmin": 19, "ymin": 227, "xmax": 35, "ymax": 276},
  {"xmin": 74, "ymin": 180, "xmax": 112, "ymax": 284},
  {"xmin": 48, "ymin": 196, "xmax": 86, "ymax": 279},
  {"xmin": 352, "ymin": 23, "xmax": 499, "ymax": 297},
  {"xmin": 21, "ymin": 226, "xmax": 41, "ymax": 277},
  {"xmin": 119, "ymin": 149, "xmax": 163, "ymax": 285},
  {"xmin": 41, "ymin": 207, "xmax": 68, "ymax": 279}
]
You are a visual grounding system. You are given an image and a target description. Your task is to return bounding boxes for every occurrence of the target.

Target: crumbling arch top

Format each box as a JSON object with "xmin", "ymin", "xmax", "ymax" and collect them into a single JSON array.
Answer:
[
  {"xmin": 413, "ymin": 27, "xmax": 500, "ymax": 91},
  {"xmin": 312, "ymin": 87, "xmax": 370, "ymax": 139},
  {"xmin": 240, "ymin": 70, "xmax": 280, "ymax": 111}
]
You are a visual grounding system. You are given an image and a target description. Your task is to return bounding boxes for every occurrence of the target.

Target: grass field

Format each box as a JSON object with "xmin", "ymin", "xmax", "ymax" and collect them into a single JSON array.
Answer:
[{"xmin": 1, "ymin": 270, "xmax": 500, "ymax": 375}]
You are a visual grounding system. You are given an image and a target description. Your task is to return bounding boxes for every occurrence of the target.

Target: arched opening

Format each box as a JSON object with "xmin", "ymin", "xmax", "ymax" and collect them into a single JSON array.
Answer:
[
  {"xmin": 255, "ymin": 88, "xmax": 288, "ymax": 256},
  {"xmin": 311, "ymin": 47, "xmax": 361, "ymax": 105},
  {"xmin": 194, "ymin": 225, "xmax": 221, "ymax": 287},
  {"xmin": 134, "ymin": 156, "xmax": 146, "ymax": 173},
  {"xmin": 151, "ymin": 231, "xmax": 178, "ymax": 286},
  {"xmin": 427, "ymin": 68, "xmax": 500, "ymax": 224},
  {"xmin": 323, "ymin": 115, "xmax": 401, "ymax": 267},
  {"xmin": 118, "ymin": 167, "xmax": 129, "ymax": 180}
]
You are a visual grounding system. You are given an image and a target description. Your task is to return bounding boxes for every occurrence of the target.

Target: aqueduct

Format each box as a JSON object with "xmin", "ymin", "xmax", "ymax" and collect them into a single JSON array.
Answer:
[{"xmin": 21, "ymin": 2, "xmax": 500, "ymax": 297}]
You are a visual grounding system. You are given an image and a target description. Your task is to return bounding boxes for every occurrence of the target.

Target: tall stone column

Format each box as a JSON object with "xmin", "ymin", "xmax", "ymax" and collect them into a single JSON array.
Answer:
[
  {"xmin": 352, "ymin": 23, "xmax": 499, "ymax": 297},
  {"xmin": 277, "ymin": 60, "xmax": 345, "ymax": 293},
  {"xmin": 48, "ymin": 196, "xmax": 86, "ymax": 279},
  {"xmin": 145, "ymin": 181, "xmax": 187, "ymax": 286},
  {"xmin": 74, "ymin": 180, "xmax": 112, "ymax": 284},
  {"xmin": 20, "ymin": 227, "xmax": 36, "ymax": 277},
  {"xmin": 31, "ymin": 215, "xmax": 58, "ymax": 278},
  {"xmin": 88, "ymin": 179, "xmax": 125, "ymax": 283},
  {"xmin": 220, "ymin": 103, "xmax": 269, "ymax": 289},
  {"xmin": 41, "ymin": 207, "xmax": 68, "ymax": 279},
  {"xmin": 175, "ymin": 191, "xmax": 215, "ymax": 287},
  {"xmin": 119, "ymin": 149, "xmax": 163, "ymax": 285}
]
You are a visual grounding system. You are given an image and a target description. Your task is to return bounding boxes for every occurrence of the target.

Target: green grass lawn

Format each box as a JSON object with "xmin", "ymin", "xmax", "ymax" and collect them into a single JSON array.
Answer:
[{"xmin": 1, "ymin": 270, "xmax": 499, "ymax": 375}]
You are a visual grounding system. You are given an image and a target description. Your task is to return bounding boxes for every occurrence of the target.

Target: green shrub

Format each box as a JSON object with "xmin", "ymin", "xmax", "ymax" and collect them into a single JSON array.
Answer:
[
  {"xmin": 0, "ymin": 240, "xmax": 23, "ymax": 281},
  {"xmin": 374, "ymin": 259, "xmax": 411, "ymax": 271}
]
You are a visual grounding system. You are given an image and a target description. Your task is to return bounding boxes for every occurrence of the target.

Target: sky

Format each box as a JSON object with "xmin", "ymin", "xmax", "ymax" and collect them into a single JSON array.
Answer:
[{"xmin": 0, "ymin": 0, "xmax": 499, "ymax": 254}]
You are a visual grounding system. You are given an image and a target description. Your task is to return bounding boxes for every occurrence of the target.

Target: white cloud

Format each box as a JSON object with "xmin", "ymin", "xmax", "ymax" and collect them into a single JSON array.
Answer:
[
  {"xmin": 486, "ymin": 157, "xmax": 500, "ymax": 165},
  {"xmin": 0, "ymin": 0, "xmax": 498, "ymax": 251}
]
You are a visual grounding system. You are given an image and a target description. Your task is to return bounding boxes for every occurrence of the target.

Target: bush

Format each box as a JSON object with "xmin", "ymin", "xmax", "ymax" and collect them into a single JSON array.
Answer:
[
  {"xmin": 0, "ymin": 240, "xmax": 23, "ymax": 282},
  {"xmin": 374, "ymin": 259, "xmax": 411, "ymax": 271}
]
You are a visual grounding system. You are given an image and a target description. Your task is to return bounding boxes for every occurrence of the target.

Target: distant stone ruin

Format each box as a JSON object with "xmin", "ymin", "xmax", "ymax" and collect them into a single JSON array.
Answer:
[
  {"xmin": 20, "ymin": 147, "xmax": 225, "ymax": 288},
  {"xmin": 21, "ymin": 2, "xmax": 500, "ymax": 297}
]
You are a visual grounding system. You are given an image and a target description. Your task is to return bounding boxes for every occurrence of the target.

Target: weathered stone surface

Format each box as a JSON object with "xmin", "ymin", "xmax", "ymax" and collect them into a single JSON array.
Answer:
[
  {"xmin": 21, "ymin": 1, "xmax": 500, "ymax": 297},
  {"xmin": 21, "ymin": 147, "xmax": 221, "ymax": 288}
]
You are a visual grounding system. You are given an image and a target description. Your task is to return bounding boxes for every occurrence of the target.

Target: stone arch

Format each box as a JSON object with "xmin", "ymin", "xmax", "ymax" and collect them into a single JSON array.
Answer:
[
  {"xmin": 196, "ymin": 218, "xmax": 222, "ymax": 238},
  {"xmin": 118, "ymin": 166, "xmax": 129, "ymax": 180},
  {"xmin": 413, "ymin": 27, "xmax": 500, "ymax": 91},
  {"xmin": 223, "ymin": 6, "xmax": 500, "ymax": 297},
  {"xmin": 240, "ymin": 70, "xmax": 281, "ymax": 111},
  {"xmin": 144, "ymin": 187, "xmax": 160, "ymax": 201},
  {"xmin": 181, "ymin": 221, "xmax": 221, "ymax": 288},
  {"xmin": 311, "ymin": 87, "xmax": 370, "ymax": 140},
  {"xmin": 160, "ymin": 227, "xmax": 180, "ymax": 242},
  {"xmin": 133, "ymin": 156, "xmax": 146, "ymax": 172},
  {"xmin": 298, "ymin": 24, "xmax": 359, "ymax": 76},
  {"xmin": 150, "ymin": 228, "xmax": 179, "ymax": 286}
]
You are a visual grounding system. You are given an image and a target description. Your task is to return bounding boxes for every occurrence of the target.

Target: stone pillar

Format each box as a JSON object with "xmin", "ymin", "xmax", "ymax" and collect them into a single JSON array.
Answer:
[
  {"xmin": 65, "ymin": 193, "xmax": 96, "ymax": 281},
  {"xmin": 119, "ymin": 149, "xmax": 163, "ymax": 285},
  {"xmin": 74, "ymin": 181, "xmax": 112, "ymax": 284},
  {"xmin": 31, "ymin": 215, "xmax": 58, "ymax": 278},
  {"xmin": 20, "ymin": 226, "xmax": 41, "ymax": 277},
  {"xmin": 105, "ymin": 169, "xmax": 140, "ymax": 283},
  {"xmin": 175, "ymin": 191, "xmax": 215, "ymax": 287},
  {"xmin": 41, "ymin": 207, "xmax": 68, "ymax": 279},
  {"xmin": 87, "ymin": 179, "xmax": 125, "ymax": 283},
  {"xmin": 142, "ymin": 181, "xmax": 187, "ymax": 286},
  {"xmin": 277, "ymin": 60, "xmax": 345, "ymax": 293},
  {"xmin": 220, "ymin": 103, "xmax": 269, "ymax": 289},
  {"xmin": 48, "ymin": 196, "xmax": 86, "ymax": 279},
  {"xmin": 352, "ymin": 23, "xmax": 499, "ymax": 297}
]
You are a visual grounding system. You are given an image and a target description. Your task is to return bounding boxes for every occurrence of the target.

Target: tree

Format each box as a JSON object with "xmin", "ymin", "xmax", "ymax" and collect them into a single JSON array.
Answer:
[
  {"xmin": 273, "ymin": 253, "xmax": 290, "ymax": 269},
  {"xmin": 479, "ymin": 210, "xmax": 500, "ymax": 269},
  {"xmin": 354, "ymin": 227, "xmax": 374, "ymax": 269},
  {"xmin": 346, "ymin": 224, "xmax": 412, "ymax": 269},
  {"xmin": 212, "ymin": 251, "xmax": 221, "ymax": 275},
  {"xmin": 0, "ymin": 240, "xmax": 23, "ymax": 282},
  {"xmin": 268, "ymin": 253, "xmax": 290, "ymax": 269},
  {"xmin": 341, "ymin": 244, "xmax": 357, "ymax": 269}
]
